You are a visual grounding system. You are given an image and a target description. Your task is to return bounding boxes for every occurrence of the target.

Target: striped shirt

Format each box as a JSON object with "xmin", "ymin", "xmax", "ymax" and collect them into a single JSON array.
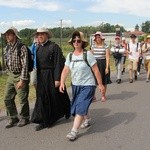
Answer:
[
  {"xmin": 92, "ymin": 44, "xmax": 108, "ymax": 60},
  {"xmin": 5, "ymin": 40, "xmax": 29, "ymax": 80}
]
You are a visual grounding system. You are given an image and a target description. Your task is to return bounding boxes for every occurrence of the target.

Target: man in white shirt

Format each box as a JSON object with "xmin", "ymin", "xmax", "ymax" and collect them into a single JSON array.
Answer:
[{"xmin": 127, "ymin": 34, "xmax": 140, "ymax": 83}]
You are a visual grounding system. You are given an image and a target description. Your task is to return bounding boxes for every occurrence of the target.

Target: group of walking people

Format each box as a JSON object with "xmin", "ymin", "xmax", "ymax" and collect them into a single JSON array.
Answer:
[
  {"xmin": 110, "ymin": 33, "xmax": 150, "ymax": 84},
  {"xmin": 2, "ymin": 26, "xmax": 150, "ymax": 141}
]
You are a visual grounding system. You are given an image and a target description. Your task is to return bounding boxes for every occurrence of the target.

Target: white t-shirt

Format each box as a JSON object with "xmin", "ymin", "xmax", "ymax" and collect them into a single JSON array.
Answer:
[
  {"xmin": 65, "ymin": 51, "xmax": 97, "ymax": 86},
  {"xmin": 128, "ymin": 42, "xmax": 140, "ymax": 60}
]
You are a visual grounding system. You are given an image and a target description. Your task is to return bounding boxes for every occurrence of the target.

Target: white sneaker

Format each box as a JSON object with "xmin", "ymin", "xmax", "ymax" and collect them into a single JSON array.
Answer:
[
  {"xmin": 146, "ymin": 79, "xmax": 149, "ymax": 82},
  {"xmin": 66, "ymin": 130, "xmax": 78, "ymax": 141},
  {"xmin": 80, "ymin": 118, "xmax": 91, "ymax": 129},
  {"xmin": 137, "ymin": 72, "xmax": 140, "ymax": 75}
]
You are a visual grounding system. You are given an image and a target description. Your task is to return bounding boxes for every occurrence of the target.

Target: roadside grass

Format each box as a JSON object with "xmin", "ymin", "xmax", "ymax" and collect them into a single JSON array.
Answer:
[{"xmin": 0, "ymin": 43, "xmax": 116, "ymax": 110}]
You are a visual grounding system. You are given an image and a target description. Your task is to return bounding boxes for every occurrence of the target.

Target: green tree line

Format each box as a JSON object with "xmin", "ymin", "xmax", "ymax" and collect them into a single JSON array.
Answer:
[{"xmin": 0, "ymin": 21, "xmax": 150, "ymax": 47}]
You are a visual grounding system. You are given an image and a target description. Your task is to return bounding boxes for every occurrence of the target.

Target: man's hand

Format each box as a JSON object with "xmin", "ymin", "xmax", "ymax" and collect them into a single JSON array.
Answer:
[
  {"xmin": 55, "ymin": 81, "xmax": 60, "ymax": 88},
  {"xmin": 16, "ymin": 80, "xmax": 25, "ymax": 89}
]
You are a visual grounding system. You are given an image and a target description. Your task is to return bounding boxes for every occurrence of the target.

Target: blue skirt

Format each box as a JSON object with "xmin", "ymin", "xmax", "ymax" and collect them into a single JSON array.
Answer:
[{"xmin": 71, "ymin": 85, "xmax": 96, "ymax": 116}]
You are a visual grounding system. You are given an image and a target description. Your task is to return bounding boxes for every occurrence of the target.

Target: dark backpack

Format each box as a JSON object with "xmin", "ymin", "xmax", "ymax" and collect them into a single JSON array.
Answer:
[
  {"xmin": 17, "ymin": 43, "xmax": 34, "ymax": 72},
  {"xmin": 112, "ymin": 45, "xmax": 123, "ymax": 59}
]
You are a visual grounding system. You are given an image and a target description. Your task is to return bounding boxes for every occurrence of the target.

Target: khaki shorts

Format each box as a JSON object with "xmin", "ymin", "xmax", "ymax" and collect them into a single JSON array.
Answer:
[
  {"xmin": 144, "ymin": 59, "xmax": 150, "ymax": 71},
  {"xmin": 30, "ymin": 69, "xmax": 37, "ymax": 86},
  {"xmin": 128, "ymin": 59, "xmax": 138, "ymax": 71}
]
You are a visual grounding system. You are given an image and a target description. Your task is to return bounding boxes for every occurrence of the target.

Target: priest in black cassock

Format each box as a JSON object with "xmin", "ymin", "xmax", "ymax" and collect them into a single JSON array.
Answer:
[{"xmin": 31, "ymin": 27, "xmax": 70, "ymax": 131}]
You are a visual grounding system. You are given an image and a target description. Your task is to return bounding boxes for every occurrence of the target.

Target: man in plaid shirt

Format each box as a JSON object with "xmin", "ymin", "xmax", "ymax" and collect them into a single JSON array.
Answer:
[{"xmin": 3, "ymin": 27, "xmax": 30, "ymax": 128}]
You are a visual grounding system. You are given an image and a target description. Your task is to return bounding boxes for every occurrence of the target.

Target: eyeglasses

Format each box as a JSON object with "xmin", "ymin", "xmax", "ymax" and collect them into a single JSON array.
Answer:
[{"xmin": 72, "ymin": 39, "xmax": 81, "ymax": 43}]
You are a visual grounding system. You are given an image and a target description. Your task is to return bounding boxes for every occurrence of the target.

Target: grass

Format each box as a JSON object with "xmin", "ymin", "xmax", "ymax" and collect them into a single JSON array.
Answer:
[{"xmin": 0, "ymin": 43, "xmax": 116, "ymax": 111}]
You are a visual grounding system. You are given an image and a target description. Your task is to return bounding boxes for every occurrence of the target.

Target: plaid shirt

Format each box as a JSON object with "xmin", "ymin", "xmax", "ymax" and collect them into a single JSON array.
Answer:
[{"xmin": 5, "ymin": 40, "xmax": 29, "ymax": 80}]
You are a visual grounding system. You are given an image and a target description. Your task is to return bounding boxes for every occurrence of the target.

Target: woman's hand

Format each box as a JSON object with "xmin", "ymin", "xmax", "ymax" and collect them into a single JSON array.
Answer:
[
  {"xmin": 105, "ymin": 68, "xmax": 109, "ymax": 74},
  {"xmin": 59, "ymin": 83, "xmax": 65, "ymax": 93}
]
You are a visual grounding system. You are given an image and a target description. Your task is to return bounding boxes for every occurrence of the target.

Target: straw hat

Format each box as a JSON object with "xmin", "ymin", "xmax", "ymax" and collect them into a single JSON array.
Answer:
[
  {"xmin": 4, "ymin": 27, "xmax": 21, "ymax": 39},
  {"xmin": 94, "ymin": 31, "xmax": 105, "ymax": 40},
  {"xmin": 146, "ymin": 35, "xmax": 150, "ymax": 39},
  {"xmin": 68, "ymin": 31, "xmax": 89, "ymax": 48},
  {"xmin": 34, "ymin": 27, "xmax": 52, "ymax": 38}
]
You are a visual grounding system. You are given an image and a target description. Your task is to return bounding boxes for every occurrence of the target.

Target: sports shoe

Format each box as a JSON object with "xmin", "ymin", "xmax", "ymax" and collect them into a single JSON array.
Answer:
[
  {"xmin": 129, "ymin": 79, "xmax": 133, "ymax": 83},
  {"xmin": 5, "ymin": 118, "xmax": 19, "ymax": 128},
  {"xmin": 80, "ymin": 118, "xmax": 91, "ymax": 129},
  {"xmin": 146, "ymin": 78, "xmax": 149, "ymax": 82},
  {"xmin": 17, "ymin": 118, "xmax": 30, "ymax": 127},
  {"xmin": 35, "ymin": 124, "xmax": 47, "ymax": 131},
  {"xmin": 66, "ymin": 130, "xmax": 78, "ymax": 141},
  {"xmin": 117, "ymin": 79, "xmax": 121, "ymax": 84},
  {"xmin": 134, "ymin": 75, "xmax": 137, "ymax": 80}
]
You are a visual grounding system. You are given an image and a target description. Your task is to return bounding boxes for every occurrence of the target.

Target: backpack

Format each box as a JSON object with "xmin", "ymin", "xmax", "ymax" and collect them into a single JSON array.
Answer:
[
  {"xmin": 127, "ymin": 43, "xmax": 139, "ymax": 52},
  {"xmin": 17, "ymin": 43, "xmax": 34, "ymax": 72},
  {"xmin": 69, "ymin": 49, "xmax": 90, "ymax": 67},
  {"xmin": 112, "ymin": 45, "xmax": 123, "ymax": 59},
  {"xmin": 69, "ymin": 50, "xmax": 97, "ymax": 84}
]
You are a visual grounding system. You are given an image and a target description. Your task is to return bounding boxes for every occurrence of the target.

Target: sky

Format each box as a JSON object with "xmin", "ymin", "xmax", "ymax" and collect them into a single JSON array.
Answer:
[{"xmin": 0, "ymin": 0, "xmax": 150, "ymax": 33}]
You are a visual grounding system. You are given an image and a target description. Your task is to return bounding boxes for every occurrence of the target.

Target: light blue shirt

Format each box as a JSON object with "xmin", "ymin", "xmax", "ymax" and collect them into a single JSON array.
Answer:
[{"xmin": 65, "ymin": 51, "xmax": 97, "ymax": 86}]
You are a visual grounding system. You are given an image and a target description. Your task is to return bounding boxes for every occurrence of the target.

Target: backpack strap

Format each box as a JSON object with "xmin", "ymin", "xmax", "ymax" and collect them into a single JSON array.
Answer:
[
  {"xmin": 145, "ymin": 43, "xmax": 147, "ymax": 49},
  {"xmin": 69, "ymin": 52, "xmax": 73, "ymax": 62},
  {"xmin": 17, "ymin": 43, "xmax": 23, "ymax": 54},
  {"xmin": 127, "ymin": 43, "xmax": 130, "ymax": 52},
  {"xmin": 83, "ymin": 50, "xmax": 90, "ymax": 68},
  {"xmin": 69, "ymin": 50, "xmax": 91, "ymax": 68},
  {"xmin": 136, "ymin": 43, "xmax": 139, "ymax": 52}
]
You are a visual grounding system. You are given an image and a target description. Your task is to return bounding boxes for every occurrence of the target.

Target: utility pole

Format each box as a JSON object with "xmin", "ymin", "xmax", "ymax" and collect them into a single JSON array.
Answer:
[{"xmin": 60, "ymin": 19, "xmax": 62, "ymax": 48}]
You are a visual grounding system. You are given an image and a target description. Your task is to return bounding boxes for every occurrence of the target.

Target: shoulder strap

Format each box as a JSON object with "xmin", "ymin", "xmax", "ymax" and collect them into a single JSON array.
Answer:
[
  {"xmin": 83, "ymin": 50, "xmax": 90, "ymax": 68},
  {"xmin": 136, "ymin": 43, "xmax": 139, "ymax": 52},
  {"xmin": 128, "ymin": 43, "xmax": 130, "ymax": 51},
  {"xmin": 145, "ymin": 43, "xmax": 147, "ymax": 49},
  {"xmin": 17, "ymin": 43, "xmax": 24, "ymax": 55},
  {"xmin": 69, "ymin": 52, "xmax": 73, "ymax": 62}
]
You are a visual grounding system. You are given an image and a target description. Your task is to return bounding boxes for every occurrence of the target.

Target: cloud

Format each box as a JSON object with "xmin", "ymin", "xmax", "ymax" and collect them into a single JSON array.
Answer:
[
  {"xmin": 0, "ymin": 0, "xmax": 61, "ymax": 11},
  {"xmin": 88, "ymin": 0, "xmax": 150, "ymax": 18},
  {"xmin": 0, "ymin": 20, "xmax": 36, "ymax": 31}
]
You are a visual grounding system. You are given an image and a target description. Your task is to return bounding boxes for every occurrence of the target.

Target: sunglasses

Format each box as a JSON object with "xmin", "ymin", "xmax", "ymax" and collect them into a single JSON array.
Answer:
[{"xmin": 72, "ymin": 39, "xmax": 81, "ymax": 43}]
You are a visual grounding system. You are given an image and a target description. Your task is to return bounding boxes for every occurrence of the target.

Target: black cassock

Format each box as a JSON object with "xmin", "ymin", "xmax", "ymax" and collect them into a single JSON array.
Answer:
[{"xmin": 31, "ymin": 41, "xmax": 70, "ymax": 127}]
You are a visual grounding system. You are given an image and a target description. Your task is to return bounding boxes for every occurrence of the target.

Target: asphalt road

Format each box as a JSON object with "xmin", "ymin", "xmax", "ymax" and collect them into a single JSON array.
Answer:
[{"xmin": 0, "ymin": 68, "xmax": 150, "ymax": 150}]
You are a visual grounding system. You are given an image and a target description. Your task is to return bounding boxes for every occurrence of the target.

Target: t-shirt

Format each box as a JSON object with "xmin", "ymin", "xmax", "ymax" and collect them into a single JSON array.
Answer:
[
  {"xmin": 65, "ymin": 51, "xmax": 96, "ymax": 86},
  {"xmin": 91, "ymin": 44, "xmax": 108, "ymax": 60},
  {"xmin": 128, "ymin": 42, "xmax": 140, "ymax": 60}
]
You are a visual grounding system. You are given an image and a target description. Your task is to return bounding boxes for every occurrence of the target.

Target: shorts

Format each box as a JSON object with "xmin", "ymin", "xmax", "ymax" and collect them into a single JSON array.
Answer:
[
  {"xmin": 144, "ymin": 59, "xmax": 150, "ymax": 71},
  {"xmin": 128, "ymin": 59, "xmax": 138, "ymax": 71},
  {"xmin": 30, "ymin": 69, "xmax": 37, "ymax": 86}
]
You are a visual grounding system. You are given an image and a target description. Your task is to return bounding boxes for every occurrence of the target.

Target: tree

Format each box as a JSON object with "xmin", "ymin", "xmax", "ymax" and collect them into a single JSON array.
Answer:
[
  {"xmin": 141, "ymin": 21, "xmax": 150, "ymax": 33},
  {"xmin": 135, "ymin": 24, "xmax": 139, "ymax": 31}
]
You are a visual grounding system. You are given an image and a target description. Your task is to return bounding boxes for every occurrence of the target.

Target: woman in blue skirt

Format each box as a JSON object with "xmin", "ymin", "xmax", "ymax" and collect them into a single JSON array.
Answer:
[{"xmin": 59, "ymin": 31, "xmax": 104, "ymax": 141}]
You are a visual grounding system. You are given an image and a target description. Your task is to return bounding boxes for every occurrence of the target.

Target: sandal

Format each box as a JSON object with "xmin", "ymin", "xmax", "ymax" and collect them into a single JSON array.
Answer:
[
  {"xmin": 92, "ymin": 96, "xmax": 98, "ymax": 102},
  {"xmin": 101, "ymin": 96, "xmax": 106, "ymax": 102}
]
